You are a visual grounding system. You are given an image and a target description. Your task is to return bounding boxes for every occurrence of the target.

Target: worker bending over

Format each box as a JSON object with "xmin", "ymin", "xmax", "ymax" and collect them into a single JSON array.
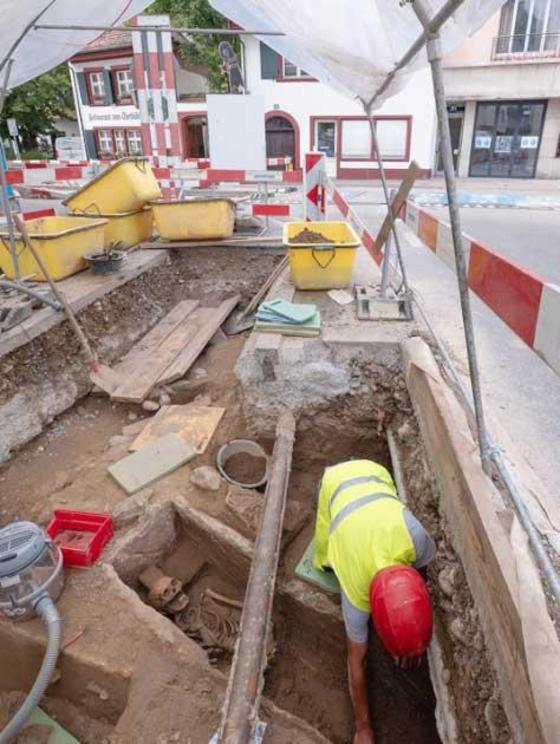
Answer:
[{"xmin": 313, "ymin": 459, "xmax": 435, "ymax": 744}]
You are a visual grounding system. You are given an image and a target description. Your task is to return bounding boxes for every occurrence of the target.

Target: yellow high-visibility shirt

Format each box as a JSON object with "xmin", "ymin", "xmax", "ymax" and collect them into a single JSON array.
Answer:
[{"xmin": 313, "ymin": 459, "xmax": 416, "ymax": 612}]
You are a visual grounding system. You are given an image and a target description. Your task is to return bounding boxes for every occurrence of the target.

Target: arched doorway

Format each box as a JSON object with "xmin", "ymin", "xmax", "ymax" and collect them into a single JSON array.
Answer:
[{"xmin": 265, "ymin": 112, "xmax": 299, "ymax": 169}]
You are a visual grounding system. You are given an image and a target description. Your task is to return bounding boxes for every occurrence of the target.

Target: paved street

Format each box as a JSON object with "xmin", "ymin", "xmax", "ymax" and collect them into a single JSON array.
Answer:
[{"xmin": 430, "ymin": 207, "xmax": 560, "ymax": 284}]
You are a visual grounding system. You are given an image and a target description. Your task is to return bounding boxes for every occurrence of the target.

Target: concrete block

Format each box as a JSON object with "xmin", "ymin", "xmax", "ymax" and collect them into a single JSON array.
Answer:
[{"xmin": 278, "ymin": 337, "xmax": 305, "ymax": 366}]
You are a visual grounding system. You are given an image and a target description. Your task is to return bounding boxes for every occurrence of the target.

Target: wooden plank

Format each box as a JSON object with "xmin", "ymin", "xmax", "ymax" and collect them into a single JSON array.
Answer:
[
  {"xmin": 111, "ymin": 300, "xmax": 199, "ymax": 380},
  {"xmin": 401, "ymin": 337, "xmax": 555, "ymax": 744},
  {"xmin": 157, "ymin": 295, "xmax": 240, "ymax": 385},
  {"xmin": 108, "ymin": 433, "xmax": 196, "ymax": 494},
  {"xmin": 111, "ymin": 306, "xmax": 214, "ymax": 403},
  {"xmin": 129, "ymin": 403, "xmax": 225, "ymax": 453},
  {"xmin": 373, "ymin": 160, "xmax": 421, "ymax": 254}
]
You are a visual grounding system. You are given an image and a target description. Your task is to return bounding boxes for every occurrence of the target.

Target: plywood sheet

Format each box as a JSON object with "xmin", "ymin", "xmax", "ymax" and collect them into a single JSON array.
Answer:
[
  {"xmin": 108, "ymin": 433, "xmax": 196, "ymax": 494},
  {"xmin": 129, "ymin": 404, "xmax": 225, "ymax": 453}
]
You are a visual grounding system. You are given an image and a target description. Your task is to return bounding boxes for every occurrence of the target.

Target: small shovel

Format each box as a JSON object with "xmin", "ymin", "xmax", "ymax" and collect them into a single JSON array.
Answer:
[
  {"xmin": 14, "ymin": 215, "xmax": 121, "ymax": 395},
  {"xmin": 223, "ymin": 256, "xmax": 289, "ymax": 335}
]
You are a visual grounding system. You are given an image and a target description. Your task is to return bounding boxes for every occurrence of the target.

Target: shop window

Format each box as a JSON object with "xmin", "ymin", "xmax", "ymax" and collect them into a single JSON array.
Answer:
[
  {"xmin": 114, "ymin": 68, "xmax": 135, "ymax": 104},
  {"xmin": 340, "ymin": 118, "xmax": 410, "ymax": 161},
  {"xmin": 87, "ymin": 71, "xmax": 106, "ymax": 105}
]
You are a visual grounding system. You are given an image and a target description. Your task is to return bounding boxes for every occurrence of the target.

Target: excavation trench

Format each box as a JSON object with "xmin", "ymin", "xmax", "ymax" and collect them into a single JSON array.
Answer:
[{"xmin": 0, "ymin": 245, "xmax": 511, "ymax": 743}]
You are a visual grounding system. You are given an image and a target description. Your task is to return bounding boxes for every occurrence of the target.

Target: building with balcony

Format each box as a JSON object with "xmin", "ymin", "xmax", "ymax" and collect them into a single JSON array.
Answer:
[{"xmin": 442, "ymin": 0, "xmax": 560, "ymax": 179}]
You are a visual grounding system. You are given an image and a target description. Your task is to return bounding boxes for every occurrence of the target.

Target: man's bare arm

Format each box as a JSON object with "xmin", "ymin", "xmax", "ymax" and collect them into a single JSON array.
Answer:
[{"xmin": 347, "ymin": 638, "xmax": 374, "ymax": 744}]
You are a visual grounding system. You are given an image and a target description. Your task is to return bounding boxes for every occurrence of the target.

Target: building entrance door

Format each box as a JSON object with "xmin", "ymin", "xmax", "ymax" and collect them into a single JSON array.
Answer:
[{"xmin": 469, "ymin": 101, "xmax": 546, "ymax": 178}]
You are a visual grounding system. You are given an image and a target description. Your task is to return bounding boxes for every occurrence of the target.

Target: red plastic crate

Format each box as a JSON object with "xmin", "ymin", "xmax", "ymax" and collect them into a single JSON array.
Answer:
[{"xmin": 46, "ymin": 509, "xmax": 113, "ymax": 568}]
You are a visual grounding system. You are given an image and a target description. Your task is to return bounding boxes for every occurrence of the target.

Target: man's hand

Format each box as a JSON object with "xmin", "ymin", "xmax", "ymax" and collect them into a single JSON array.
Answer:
[
  {"xmin": 353, "ymin": 725, "xmax": 375, "ymax": 744},
  {"xmin": 395, "ymin": 654, "xmax": 422, "ymax": 670}
]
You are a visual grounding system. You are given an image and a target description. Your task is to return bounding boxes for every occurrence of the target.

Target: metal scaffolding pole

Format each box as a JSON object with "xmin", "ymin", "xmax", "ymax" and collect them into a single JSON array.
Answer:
[
  {"xmin": 0, "ymin": 59, "xmax": 21, "ymax": 282},
  {"xmin": 34, "ymin": 24, "xmax": 284, "ymax": 36},
  {"xmin": 410, "ymin": 0, "xmax": 490, "ymax": 472}
]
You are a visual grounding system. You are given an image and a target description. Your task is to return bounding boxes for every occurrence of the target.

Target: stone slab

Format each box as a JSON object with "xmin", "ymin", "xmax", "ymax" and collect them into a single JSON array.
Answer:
[{"xmin": 108, "ymin": 433, "xmax": 196, "ymax": 494}]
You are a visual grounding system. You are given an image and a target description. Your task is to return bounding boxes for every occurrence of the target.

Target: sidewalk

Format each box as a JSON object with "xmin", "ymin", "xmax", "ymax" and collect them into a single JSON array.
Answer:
[{"xmin": 329, "ymin": 199, "xmax": 560, "ymax": 556}]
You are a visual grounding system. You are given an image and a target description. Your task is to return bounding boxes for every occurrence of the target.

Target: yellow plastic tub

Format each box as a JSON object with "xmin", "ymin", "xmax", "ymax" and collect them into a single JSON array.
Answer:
[
  {"xmin": 0, "ymin": 216, "xmax": 107, "ymax": 281},
  {"xmin": 151, "ymin": 198, "xmax": 236, "ymax": 241},
  {"xmin": 283, "ymin": 221, "xmax": 360, "ymax": 290},
  {"xmin": 63, "ymin": 157, "xmax": 161, "ymax": 214},
  {"xmin": 69, "ymin": 206, "xmax": 153, "ymax": 248}
]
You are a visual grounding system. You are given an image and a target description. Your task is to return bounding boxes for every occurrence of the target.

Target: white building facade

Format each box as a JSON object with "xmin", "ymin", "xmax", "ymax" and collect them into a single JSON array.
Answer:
[
  {"xmin": 442, "ymin": 0, "xmax": 560, "ymax": 179},
  {"xmin": 67, "ymin": 16, "xmax": 437, "ymax": 179}
]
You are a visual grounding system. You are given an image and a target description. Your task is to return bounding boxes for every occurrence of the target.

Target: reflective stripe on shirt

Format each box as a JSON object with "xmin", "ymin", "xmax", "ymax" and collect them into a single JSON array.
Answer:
[
  {"xmin": 329, "ymin": 491, "xmax": 399, "ymax": 534},
  {"xmin": 328, "ymin": 474, "xmax": 393, "ymax": 511}
]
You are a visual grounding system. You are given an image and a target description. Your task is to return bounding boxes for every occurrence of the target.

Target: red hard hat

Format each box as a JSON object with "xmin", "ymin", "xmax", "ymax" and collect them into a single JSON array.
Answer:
[{"xmin": 369, "ymin": 565, "xmax": 433, "ymax": 658}]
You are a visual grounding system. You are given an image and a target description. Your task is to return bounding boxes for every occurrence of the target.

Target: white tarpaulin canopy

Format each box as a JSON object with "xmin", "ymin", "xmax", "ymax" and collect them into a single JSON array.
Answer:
[
  {"xmin": 0, "ymin": 0, "xmax": 152, "ymax": 89},
  {"xmin": 210, "ymin": 0, "xmax": 507, "ymax": 106}
]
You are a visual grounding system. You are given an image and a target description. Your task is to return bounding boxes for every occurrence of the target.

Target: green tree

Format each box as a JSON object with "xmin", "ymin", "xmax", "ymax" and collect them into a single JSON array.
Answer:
[
  {"xmin": 147, "ymin": 0, "xmax": 234, "ymax": 91},
  {"xmin": 0, "ymin": 66, "xmax": 73, "ymax": 151}
]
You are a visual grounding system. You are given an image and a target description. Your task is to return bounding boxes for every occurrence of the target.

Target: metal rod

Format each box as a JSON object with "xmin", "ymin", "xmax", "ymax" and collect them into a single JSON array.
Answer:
[
  {"xmin": 365, "ymin": 113, "xmax": 411, "ymax": 295},
  {"xmin": 412, "ymin": 0, "xmax": 490, "ymax": 473},
  {"xmin": 34, "ymin": 24, "xmax": 285, "ymax": 36},
  {"xmin": 366, "ymin": 0, "xmax": 467, "ymax": 109},
  {"xmin": 412, "ymin": 293, "xmax": 560, "ymax": 605},
  {"xmin": 0, "ymin": 60, "xmax": 21, "ymax": 282},
  {"xmin": 380, "ymin": 187, "xmax": 396, "ymax": 297},
  {"xmin": 219, "ymin": 410, "xmax": 296, "ymax": 744},
  {"xmin": 0, "ymin": 280, "xmax": 61, "ymax": 310}
]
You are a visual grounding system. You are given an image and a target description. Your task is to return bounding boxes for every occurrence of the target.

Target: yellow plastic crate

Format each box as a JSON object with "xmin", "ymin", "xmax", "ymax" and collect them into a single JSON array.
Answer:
[
  {"xmin": 69, "ymin": 206, "xmax": 153, "ymax": 248},
  {"xmin": 63, "ymin": 158, "xmax": 161, "ymax": 214},
  {"xmin": 283, "ymin": 221, "xmax": 360, "ymax": 290},
  {"xmin": 151, "ymin": 198, "xmax": 236, "ymax": 241},
  {"xmin": 0, "ymin": 216, "xmax": 107, "ymax": 281}
]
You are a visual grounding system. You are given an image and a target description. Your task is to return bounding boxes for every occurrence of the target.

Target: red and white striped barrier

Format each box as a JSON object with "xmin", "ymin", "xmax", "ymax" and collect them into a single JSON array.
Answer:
[
  {"xmin": 267, "ymin": 156, "xmax": 293, "ymax": 169},
  {"xmin": 304, "ymin": 153, "xmax": 326, "ymax": 221},
  {"xmin": 324, "ymin": 177, "xmax": 382, "ymax": 266},
  {"xmin": 405, "ymin": 201, "xmax": 560, "ymax": 375}
]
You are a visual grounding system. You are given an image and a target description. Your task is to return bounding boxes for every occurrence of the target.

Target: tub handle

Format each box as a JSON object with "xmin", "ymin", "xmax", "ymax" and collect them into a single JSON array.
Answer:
[
  {"xmin": 311, "ymin": 246, "xmax": 336, "ymax": 270},
  {"xmin": 135, "ymin": 159, "xmax": 148, "ymax": 174},
  {"xmin": 72, "ymin": 203, "xmax": 101, "ymax": 216}
]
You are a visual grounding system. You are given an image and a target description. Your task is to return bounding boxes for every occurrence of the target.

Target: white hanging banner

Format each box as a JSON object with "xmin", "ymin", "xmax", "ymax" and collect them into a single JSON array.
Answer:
[{"xmin": 0, "ymin": 0, "xmax": 152, "ymax": 89}]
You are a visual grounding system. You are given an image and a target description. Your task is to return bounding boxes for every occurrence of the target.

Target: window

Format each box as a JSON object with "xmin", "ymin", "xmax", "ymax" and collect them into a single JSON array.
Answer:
[
  {"xmin": 281, "ymin": 58, "xmax": 311, "ymax": 78},
  {"xmin": 375, "ymin": 119, "xmax": 408, "ymax": 159},
  {"xmin": 95, "ymin": 128, "xmax": 143, "ymax": 158},
  {"xmin": 114, "ymin": 129, "xmax": 127, "ymax": 156},
  {"xmin": 87, "ymin": 71, "xmax": 106, "ymax": 104},
  {"xmin": 316, "ymin": 121, "xmax": 336, "ymax": 158},
  {"xmin": 97, "ymin": 129, "xmax": 114, "ymax": 156},
  {"xmin": 114, "ymin": 69, "xmax": 135, "ymax": 103},
  {"xmin": 470, "ymin": 101, "xmax": 546, "ymax": 178},
  {"xmin": 340, "ymin": 118, "xmax": 410, "ymax": 161},
  {"xmin": 497, "ymin": 0, "xmax": 560, "ymax": 55},
  {"xmin": 126, "ymin": 129, "xmax": 143, "ymax": 155}
]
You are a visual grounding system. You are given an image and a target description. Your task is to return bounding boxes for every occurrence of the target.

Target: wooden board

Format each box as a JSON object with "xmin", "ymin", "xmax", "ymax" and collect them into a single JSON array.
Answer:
[
  {"xmin": 373, "ymin": 160, "xmax": 421, "ymax": 255},
  {"xmin": 110, "ymin": 306, "xmax": 214, "ymax": 403},
  {"xmin": 108, "ymin": 433, "xmax": 196, "ymax": 494},
  {"xmin": 129, "ymin": 404, "xmax": 225, "ymax": 453},
  {"xmin": 402, "ymin": 337, "xmax": 555, "ymax": 744},
  {"xmin": 157, "ymin": 295, "xmax": 240, "ymax": 385},
  {"xmin": 111, "ymin": 299, "xmax": 199, "ymax": 380}
]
